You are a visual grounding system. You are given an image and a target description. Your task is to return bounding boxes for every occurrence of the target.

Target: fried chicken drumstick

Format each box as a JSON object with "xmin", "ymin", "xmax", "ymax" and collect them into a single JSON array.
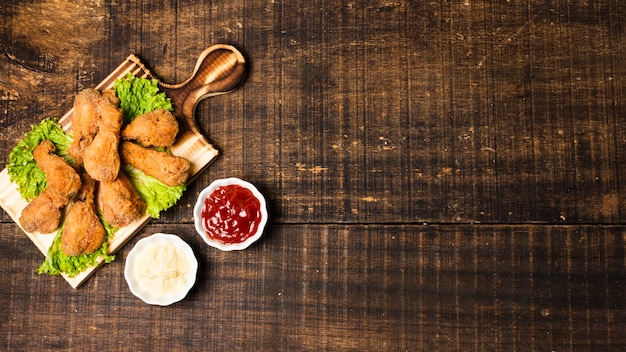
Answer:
[
  {"xmin": 121, "ymin": 109, "xmax": 179, "ymax": 147},
  {"xmin": 19, "ymin": 140, "xmax": 81, "ymax": 233},
  {"xmin": 19, "ymin": 189, "xmax": 63, "ymax": 234},
  {"xmin": 69, "ymin": 88, "xmax": 123, "ymax": 181},
  {"xmin": 97, "ymin": 171, "xmax": 146, "ymax": 228},
  {"xmin": 61, "ymin": 172, "xmax": 106, "ymax": 256},
  {"xmin": 67, "ymin": 89, "xmax": 100, "ymax": 165},
  {"xmin": 83, "ymin": 90, "xmax": 123, "ymax": 182},
  {"xmin": 120, "ymin": 141, "xmax": 191, "ymax": 187}
]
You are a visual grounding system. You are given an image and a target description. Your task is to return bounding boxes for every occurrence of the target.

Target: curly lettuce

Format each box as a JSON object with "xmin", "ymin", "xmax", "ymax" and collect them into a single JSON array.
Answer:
[
  {"xmin": 123, "ymin": 164, "xmax": 186, "ymax": 218},
  {"xmin": 7, "ymin": 118, "xmax": 73, "ymax": 201},
  {"xmin": 114, "ymin": 73, "xmax": 173, "ymax": 123}
]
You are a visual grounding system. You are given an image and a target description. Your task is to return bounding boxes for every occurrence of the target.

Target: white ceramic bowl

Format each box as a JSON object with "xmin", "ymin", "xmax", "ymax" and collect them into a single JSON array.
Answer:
[
  {"xmin": 124, "ymin": 233, "xmax": 198, "ymax": 306},
  {"xmin": 193, "ymin": 177, "xmax": 268, "ymax": 251}
]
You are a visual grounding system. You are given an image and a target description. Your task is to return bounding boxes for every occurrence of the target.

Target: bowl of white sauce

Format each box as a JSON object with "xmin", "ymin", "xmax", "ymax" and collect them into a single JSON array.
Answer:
[{"xmin": 124, "ymin": 233, "xmax": 198, "ymax": 306}]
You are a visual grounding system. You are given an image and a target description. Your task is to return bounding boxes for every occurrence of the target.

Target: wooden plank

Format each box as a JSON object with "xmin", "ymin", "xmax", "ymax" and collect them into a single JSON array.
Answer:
[
  {"xmin": 201, "ymin": 0, "xmax": 626, "ymax": 224},
  {"xmin": 0, "ymin": 223, "xmax": 623, "ymax": 350},
  {"xmin": 2, "ymin": 1, "xmax": 626, "ymax": 225},
  {"xmin": 1, "ymin": 0, "xmax": 626, "ymax": 351}
]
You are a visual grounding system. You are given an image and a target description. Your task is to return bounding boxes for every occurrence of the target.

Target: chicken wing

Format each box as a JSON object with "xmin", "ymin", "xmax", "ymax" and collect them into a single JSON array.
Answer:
[
  {"xmin": 121, "ymin": 109, "xmax": 179, "ymax": 147},
  {"xmin": 119, "ymin": 141, "xmax": 191, "ymax": 187},
  {"xmin": 97, "ymin": 171, "xmax": 146, "ymax": 228},
  {"xmin": 61, "ymin": 172, "xmax": 106, "ymax": 256}
]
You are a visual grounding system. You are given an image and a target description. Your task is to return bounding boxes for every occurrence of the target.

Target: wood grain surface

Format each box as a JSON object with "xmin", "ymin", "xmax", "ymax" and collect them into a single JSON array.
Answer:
[{"xmin": 1, "ymin": 0, "xmax": 625, "ymax": 351}]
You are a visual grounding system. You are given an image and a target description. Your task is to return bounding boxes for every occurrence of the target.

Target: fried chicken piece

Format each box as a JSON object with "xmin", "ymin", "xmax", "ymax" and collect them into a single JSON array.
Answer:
[
  {"xmin": 82, "ymin": 89, "xmax": 123, "ymax": 182},
  {"xmin": 121, "ymin": 109, "xmax": 179, "ymax": 147},
  {"xmin": 101, "ymin": 89, "xmax": 120, "ymax": 106},
  {"xmin": 120, "ymin": 141, "xmax": 191, "ymax": 187},
  {"xmin": 34, "ymin": 140, "xmax": 81, "ymax": 203},
  {"xmin": 83, "ymin": 131, "xmax": 121, "ymax": 182},
  {"xmin": 19, "ymin": 140, "xmax": 81, "ymax": 233},
  {"xmin": 68, "ymin": 88, "xmax": 123, "ymax": 180},
  {"xmin": 95, "ymin": 92, "xmax": 123, "ymax": 131},
  {"xmin": 19, "ymin": 189, "xmax": 63, "ymax": 234},
  {"xmin": 68, "ymin": 88, "xmax": 100, "ymax": 164},
  {"xmin": 61, "ymin": 173, "xmax": 106, "ymax": 256},
  {"xmin": 68, "ymin": 89, "xmax": 121, "ymax": 163},
  {"xmin": 97, "ymin": 171, "xmax": 146, "ymax": 228}
]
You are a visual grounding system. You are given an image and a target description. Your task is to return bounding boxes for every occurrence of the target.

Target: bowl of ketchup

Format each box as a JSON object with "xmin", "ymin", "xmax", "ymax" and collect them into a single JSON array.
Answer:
[{"xmin": 193, "ymin": 177, "xmax": 268, "ymax": 251}]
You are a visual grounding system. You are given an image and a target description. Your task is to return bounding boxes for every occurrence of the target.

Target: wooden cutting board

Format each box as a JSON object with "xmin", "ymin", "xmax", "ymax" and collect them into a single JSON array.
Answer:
[{"xmin": 0, "ymin": 44, "xmax": 246, "ymax": 288}]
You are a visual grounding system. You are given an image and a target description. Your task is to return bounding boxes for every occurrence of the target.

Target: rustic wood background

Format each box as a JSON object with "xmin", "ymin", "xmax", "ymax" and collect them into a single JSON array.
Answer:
[{"xmin": 1, "ymin": 0, "xmax": 625, "ymax": 350}]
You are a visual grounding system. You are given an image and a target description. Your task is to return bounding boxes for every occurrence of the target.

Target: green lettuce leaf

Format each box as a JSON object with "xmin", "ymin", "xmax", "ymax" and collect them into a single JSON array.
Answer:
[
  {"xmin": 7, "ymin": 118, "xmax": 73, "ymax": 201},
  {"xmin": 123, "ymin": 164, "xmax": 186, "ymax": 218},
  {"xmin": 114, "ymin": 73, "xmax": 173, "ymax": 124},
  {"xmin": 36, "ymin": 218, "xmax": 116, "ymax": 277}
]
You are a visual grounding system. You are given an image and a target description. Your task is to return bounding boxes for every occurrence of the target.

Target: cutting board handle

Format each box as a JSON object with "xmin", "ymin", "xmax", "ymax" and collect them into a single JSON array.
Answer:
[{"xmin": 157, "ymin": 44, "xmax": 246, "ymax": 137}]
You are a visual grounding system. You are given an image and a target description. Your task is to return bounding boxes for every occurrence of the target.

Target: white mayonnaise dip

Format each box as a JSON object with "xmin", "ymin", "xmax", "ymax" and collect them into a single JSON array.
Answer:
[{"xmin": 125, "ymin": 233, "xmax": 197, "ymax": 305}]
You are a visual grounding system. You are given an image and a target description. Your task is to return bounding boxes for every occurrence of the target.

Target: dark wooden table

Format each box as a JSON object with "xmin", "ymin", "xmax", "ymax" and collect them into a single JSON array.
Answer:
[{"xmin": 1, "ymin": 1, "xmax": 625, "ymax": 350}]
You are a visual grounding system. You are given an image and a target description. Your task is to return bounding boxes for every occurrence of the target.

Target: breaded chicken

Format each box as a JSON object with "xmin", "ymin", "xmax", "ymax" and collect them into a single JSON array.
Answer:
[
  {"xmin": 61, "ymin": 173, "xmax": 106, "ymax": 256},
  {"xmin": 97, "ymin": 171, "xmax": 146, "ymax": 228},
  {"xmin": 68, "ymin": 88, "xmax": 101, "ymax": 164},
  {"xmin": 101, "ymin": 89, "xmax": 120, "ymax": 106},
  {"xmin": 83, "ymin": 131, "xmax": 121, "ymax": 182},
  {"xmin": 19, "ymin": 140, "xmax": 81, "ymax": 233},
  {"xmin": 83, "ymin": 90, "xmax": 123, "ymax": 181},
  {"xmin": 19, "ymin": 189, "xmax": 63, "ymax": 234},
  {"xmin": 120, "ymin": 141, "xmax": 191, "ymax": 187},
  {"xmin": 68, "ymin": 88, "xmax": 123, "ymax": 181},
  {"xmin": 121, "ymin": 109, "xmax": 178, "ymax": 147},
  {"xmin": 34, "ymin": 140, "xmax": 81, "ymax": 203},
  {"xmin": 82, "ymin": 90, "xmax": 123, "ymax": 182},
  {"xmin": 95, "ymin": 93, "xmax": 123, "ymax": 132}
]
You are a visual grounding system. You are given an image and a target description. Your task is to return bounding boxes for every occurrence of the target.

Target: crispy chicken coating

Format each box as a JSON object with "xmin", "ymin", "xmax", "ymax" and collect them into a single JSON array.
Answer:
[
  {"xmin": 82, "ymin": 90, "xmax": 123, "ymax": 182},
  {"xmin": 34, "ymin": 140, "xmax": 81, "ymax": 203},
  {"xmin": 120, "ymin": 141, "xmax": 191, "ymax": 187},
  {"xmin": 69, "ymin": 88, "xmax": 123, "ymax": 181},
  {"xmin": 95, "ymin": 92, "xmax": 123, "ymax": 132},
  {"xmin": 97, "ymin": 171, "xmax": 146, "ymax": 228},
  {"xmin": 68, "ymin": 88, "xmax": 100, "ymax": 164},
  {"xmin": 101, "ymin": 89, "xmax": 120, "ymax": 106},
  {"xmin": 121, "ymin": 109, "xmax": 179, "ymax": 147},
  {"xmin": 19, "ymin": 140, "xmax": 81, "ymax": 233},
  {"xmin": 83, "ymin": 130, "xmax": 121, "ymax": 182},
  {"xmin": 68, "ymin": 89, "xmax": 120, "ymax": 164},
  {"xmin": 61, "ymin": 172, "xmax": 106, "ymax": 256},
  {"xmin": 19, "ymin": 189, "xmax": 63, "ymax": 234}
]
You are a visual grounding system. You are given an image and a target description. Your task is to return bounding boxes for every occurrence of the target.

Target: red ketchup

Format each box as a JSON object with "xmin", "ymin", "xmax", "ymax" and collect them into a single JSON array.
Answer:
[{"xmin": 201, "ymin": 184, "xmax": 262, "ymax": 245}]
